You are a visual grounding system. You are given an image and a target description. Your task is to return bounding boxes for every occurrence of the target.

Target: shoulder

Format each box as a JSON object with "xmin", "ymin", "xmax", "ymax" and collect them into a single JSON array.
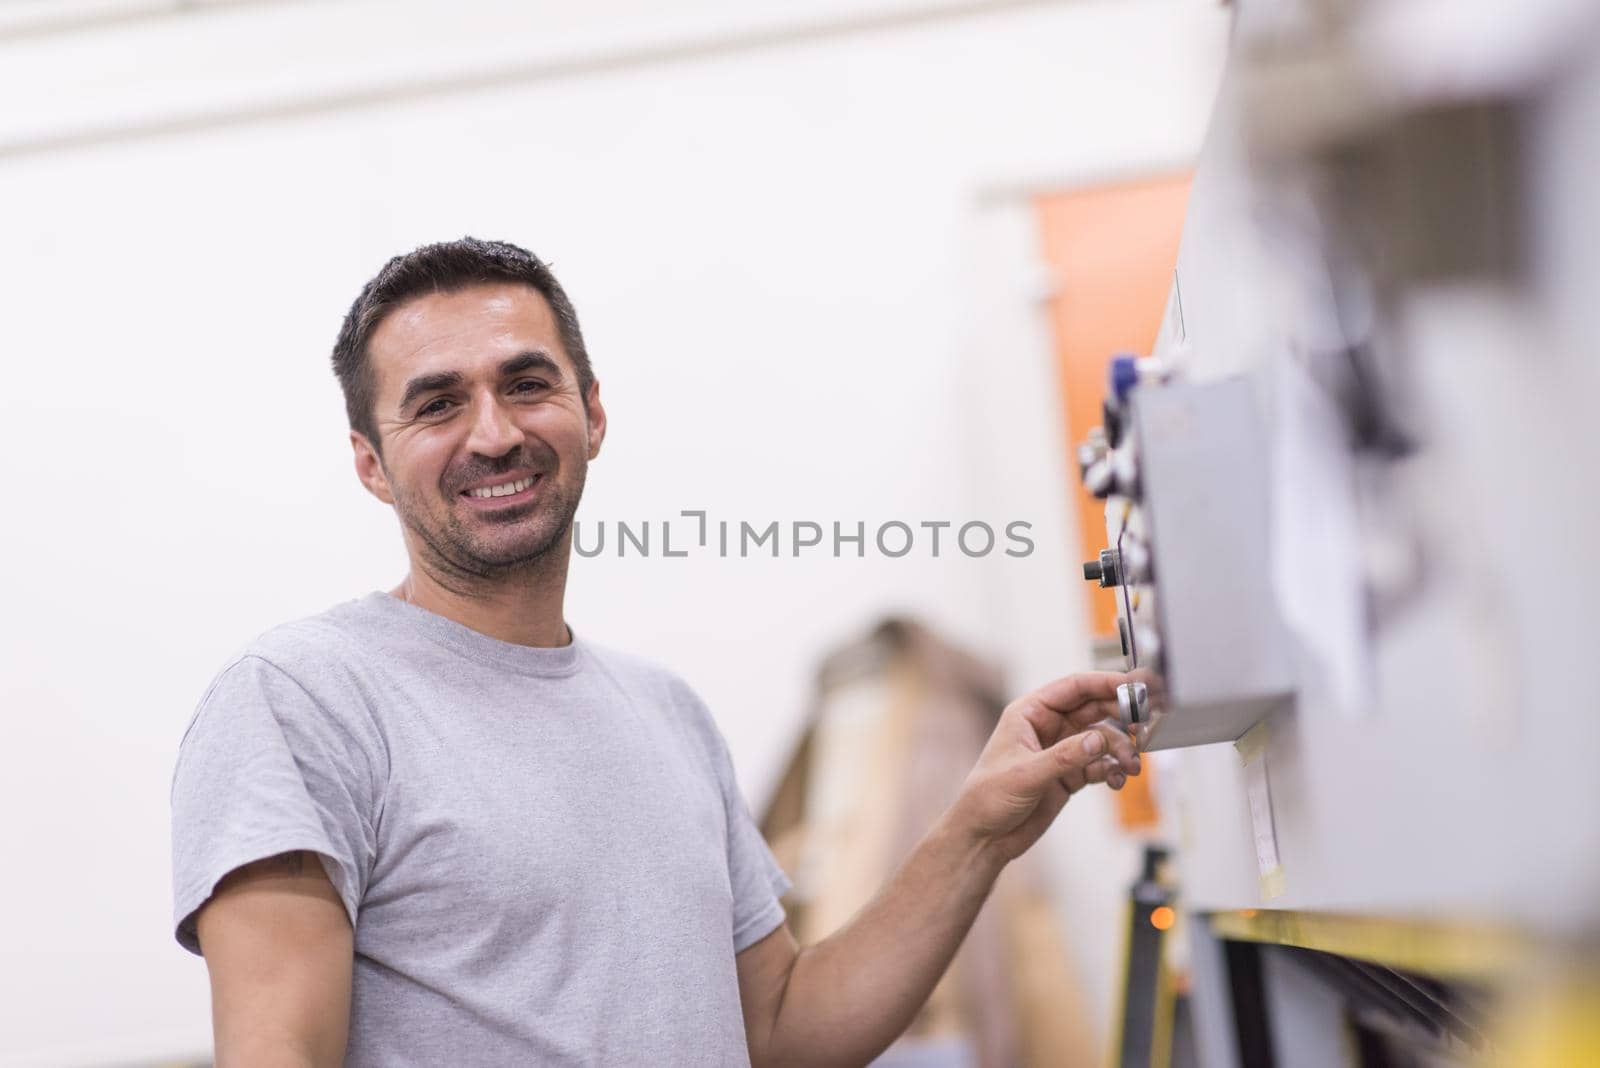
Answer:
[
  {"xmin": 179, "ymin": 597, "xmax": 389, "ymax": 751},
  {"xmin": 243, "ymin": 595, "xmax": 386, "ymax": 678},
  {"xmin": 213, "ymin": 592, "xmax": 406, "ymax": 700}
]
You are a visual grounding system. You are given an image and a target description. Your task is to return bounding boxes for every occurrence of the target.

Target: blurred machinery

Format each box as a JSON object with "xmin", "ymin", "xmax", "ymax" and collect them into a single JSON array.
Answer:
[
  {"xmin": 1071, "ymin": 0, "xmax": 1600, "ymax": 1064},
  {"xmin": 762, "ymin": 620, "xmax": 1102, "ymax": 1067}
]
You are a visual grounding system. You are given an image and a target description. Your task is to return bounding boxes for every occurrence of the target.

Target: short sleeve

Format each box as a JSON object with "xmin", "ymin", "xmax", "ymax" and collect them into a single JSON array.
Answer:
[
  {"xmin": 706, "ymin": 724, "xmax": 792, "ymax": 954},
  {"xmin": 170, "ymin": 655, "xmax": 378, "ymax": 954}
]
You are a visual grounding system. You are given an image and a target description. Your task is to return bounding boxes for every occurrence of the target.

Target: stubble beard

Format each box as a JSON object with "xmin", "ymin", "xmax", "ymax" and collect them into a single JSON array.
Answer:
[{"xmin": 391, "ymin": 459, "xmax": 587, "ymax": 595}]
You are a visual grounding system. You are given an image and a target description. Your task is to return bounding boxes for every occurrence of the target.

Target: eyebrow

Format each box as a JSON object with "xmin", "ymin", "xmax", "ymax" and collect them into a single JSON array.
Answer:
[
  {"xmin": 500, "ymin": 351, "xmax": 564, "ymax": 380},
  {"xmin": 398, "ymin": 370, "xmax": 464, "ymax": 414},
  {"xmin": 396, "ymin": 351, "xmax": 565, "ymax": 414}
]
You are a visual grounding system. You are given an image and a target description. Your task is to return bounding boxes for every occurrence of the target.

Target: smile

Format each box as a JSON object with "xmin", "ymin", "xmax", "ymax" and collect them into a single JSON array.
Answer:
[{"xmin": 462, "ymin": 474, "xmax": 540, "ymax": 500}]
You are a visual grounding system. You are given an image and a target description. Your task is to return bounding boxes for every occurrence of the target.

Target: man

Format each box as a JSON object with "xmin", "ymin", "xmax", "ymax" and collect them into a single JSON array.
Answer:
[{"xmin": 171, "ymin": 237, "xmax": 1141, "ymax": 1067}]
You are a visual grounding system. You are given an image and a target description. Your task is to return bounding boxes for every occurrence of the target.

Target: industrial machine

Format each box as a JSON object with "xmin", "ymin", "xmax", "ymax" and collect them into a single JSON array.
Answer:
[{"xmin": 1077, "ymin": 1, "xmax": 1600, "ymax": 1064}]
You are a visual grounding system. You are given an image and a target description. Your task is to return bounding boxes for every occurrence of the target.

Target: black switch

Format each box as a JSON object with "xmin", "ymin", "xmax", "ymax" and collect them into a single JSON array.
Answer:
[{"xmin": 1082, "ymin": 549, "xmax": 1121, "ymax": 588}]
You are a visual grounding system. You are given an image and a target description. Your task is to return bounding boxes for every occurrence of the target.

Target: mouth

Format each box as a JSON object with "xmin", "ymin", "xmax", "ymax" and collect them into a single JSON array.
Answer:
[{"xmin": 458, "ymin": 473, "xmax": 543, "ymax": 508}]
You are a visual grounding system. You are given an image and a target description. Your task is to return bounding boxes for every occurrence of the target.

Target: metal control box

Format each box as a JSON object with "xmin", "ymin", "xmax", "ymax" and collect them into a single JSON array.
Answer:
[{"xmin": 1106, "ymin": 375, "xmax": 1294, "ymax": 749}]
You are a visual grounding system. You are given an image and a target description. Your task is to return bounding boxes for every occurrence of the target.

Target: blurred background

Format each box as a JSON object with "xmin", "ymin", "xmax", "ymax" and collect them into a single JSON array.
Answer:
[{"xmin": 2, "ymin": 0, "xmax": 1596, "ymax": 1065}]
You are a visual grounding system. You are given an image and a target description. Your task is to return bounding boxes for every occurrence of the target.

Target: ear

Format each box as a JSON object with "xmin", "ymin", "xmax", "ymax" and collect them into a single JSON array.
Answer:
[
  {"xmin": 351, "ymin": 430, "xmax": 396, "ymax": 505},
  {"xmin": 584, "ymin": 379, "xmax": 607, "ymax": 461}
]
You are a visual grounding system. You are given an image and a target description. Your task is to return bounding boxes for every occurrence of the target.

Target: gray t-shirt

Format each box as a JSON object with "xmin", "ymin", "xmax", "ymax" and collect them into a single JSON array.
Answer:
[{"xmin": 171, "ymin": 592, "xmax": 790, "ymax": 1067}]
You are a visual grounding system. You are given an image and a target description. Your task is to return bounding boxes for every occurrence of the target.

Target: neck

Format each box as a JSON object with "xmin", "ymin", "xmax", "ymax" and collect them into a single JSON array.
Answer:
[{"xmin": 392, "ymin": 531, "xmax": 573, "ymax": 648}]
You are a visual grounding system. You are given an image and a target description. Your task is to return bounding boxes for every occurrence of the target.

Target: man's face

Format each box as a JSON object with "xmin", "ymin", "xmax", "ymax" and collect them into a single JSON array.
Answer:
[{"xmin": 351, "ymin": 283, "xmax": 605, "ymax": 580}]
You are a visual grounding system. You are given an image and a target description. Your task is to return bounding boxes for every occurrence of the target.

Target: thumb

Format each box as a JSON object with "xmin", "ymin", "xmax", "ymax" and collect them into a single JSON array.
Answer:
[{"xmin": 1017, "ymin": 729, "xmax": 1107, "ymax": 795}]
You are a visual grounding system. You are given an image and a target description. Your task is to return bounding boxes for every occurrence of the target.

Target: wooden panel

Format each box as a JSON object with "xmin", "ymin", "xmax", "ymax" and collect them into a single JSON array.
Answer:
[{"xmin": 1036, "ymin": 175, "xmax": 1191, "ymax": 639}]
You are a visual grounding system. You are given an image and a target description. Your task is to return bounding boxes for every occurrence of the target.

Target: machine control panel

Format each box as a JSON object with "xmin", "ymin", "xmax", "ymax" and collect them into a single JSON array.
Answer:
[{"xmin": 1078, "ymin": 362, "xmax": 1294, "ymax": 749}]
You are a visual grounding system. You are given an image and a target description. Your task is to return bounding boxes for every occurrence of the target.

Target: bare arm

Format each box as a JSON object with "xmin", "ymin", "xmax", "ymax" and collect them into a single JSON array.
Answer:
[
  {"xmin": 738, "ymin": 672, "xmax": 1140, "ymax": 1068},
  {"xmin": 195, "ymin": 851, "xmax": 354, "ymax": 1068}
]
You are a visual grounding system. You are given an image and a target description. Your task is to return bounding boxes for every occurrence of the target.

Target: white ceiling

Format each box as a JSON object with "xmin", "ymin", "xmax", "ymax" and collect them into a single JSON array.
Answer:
[{"xmin": 0, "ymin": 0, "xmax": 1078, "ymax": 157}]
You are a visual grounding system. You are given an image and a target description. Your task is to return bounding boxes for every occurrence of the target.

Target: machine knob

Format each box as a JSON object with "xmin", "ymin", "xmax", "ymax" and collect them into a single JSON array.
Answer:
[
  {"xmin": 1083, "ymin": 450, "xmax": 1139, "ymax": 501},
  {"xmin": 1076, "ymin": 441, "xmax": 1098, "ymax": 477},
  {"xmin": 1116, "ymin": 681, "xmax": 1149, "ymax": 728},
  {"xmin": 1082, "ymin": 548, "xmax": 1121, "ymax": 588},
  {"xmin": 1075, "ymin": 427, "xmax": 1109, "ymax": 479},
  {"xmin": 1083, "ymin": 457, "xmax": 1115, "ymax": 498}
]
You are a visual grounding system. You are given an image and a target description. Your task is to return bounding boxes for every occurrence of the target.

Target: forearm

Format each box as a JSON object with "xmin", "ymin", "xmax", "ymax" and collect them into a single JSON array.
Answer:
[
  {"xmin": 762, "ymin": 813, "xmax": 1007, "ymax": 1068},
  {"xmin": 742, "ymin": 677, "xmax": 1138, "ymax": 1068}
]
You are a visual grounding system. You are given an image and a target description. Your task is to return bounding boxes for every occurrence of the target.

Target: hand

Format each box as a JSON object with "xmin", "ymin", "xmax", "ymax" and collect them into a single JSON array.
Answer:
[{"xmin": 948, "ymin": 672, "xmax": 1143, "ymax": 863}]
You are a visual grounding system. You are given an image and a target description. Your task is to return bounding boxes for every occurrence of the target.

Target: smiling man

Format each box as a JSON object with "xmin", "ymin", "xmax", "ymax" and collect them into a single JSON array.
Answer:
[{"xmin": 170, "ymin": 237, "xmax": 1140, "ymax": 1068}]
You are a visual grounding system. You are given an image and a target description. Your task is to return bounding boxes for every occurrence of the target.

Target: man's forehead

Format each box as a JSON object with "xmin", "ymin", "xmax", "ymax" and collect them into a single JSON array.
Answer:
[{"xmin": 369, "ymin": 283, "xmax": 569, "ymax": 387}]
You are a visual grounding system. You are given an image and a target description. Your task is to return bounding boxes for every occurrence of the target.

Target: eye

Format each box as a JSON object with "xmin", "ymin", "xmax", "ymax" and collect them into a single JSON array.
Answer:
[
  {"xmin": 511, "ymin": 379, "xmax": 549, "ymax": 397},
  {"xmin": 417, "ymin": 397, "xmax": 455, "ymax": 417}
]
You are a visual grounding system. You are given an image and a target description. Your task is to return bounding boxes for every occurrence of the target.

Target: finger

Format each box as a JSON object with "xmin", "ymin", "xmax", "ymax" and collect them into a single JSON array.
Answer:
[
  {"xmin": 1018, "ymin": 673, "xmax": 1130, "ymax": 738},
  {"xmin": 1079, "ymin": 754, "xmax": 1132, "ymax": 794},
  {"xmin": 1064, "ymin": 753, "xmax": 1128, "ymax": 796},
  {"xmin": 1030, "ymin": 672, "xmax": 1128, "ymax": 713},
  {"xmin": 1080, "ymin": 754, "xmax": 1114, "ymax": 786},
  {"xmin": 1073, "ymin": 700, "xmax": 1127, "ymax": 731},
  {"xmin": 1020, "ymin": 728, "xmax": 1109, "ymax": 795},
  {"xmin": 1129, "ymin": 721, "xmax": 1153, "ymax": 752},
  {"xmin": 1088, "ymin": 722, "xmax": 1141, "ymax": 775},
  {"xmin": 1059, "ymin": 762, "xmax": 1087, "ymax": 794},
  {"xmin": 1021, "ymin": 700, "xmax": 1126, "ymax": 750}
]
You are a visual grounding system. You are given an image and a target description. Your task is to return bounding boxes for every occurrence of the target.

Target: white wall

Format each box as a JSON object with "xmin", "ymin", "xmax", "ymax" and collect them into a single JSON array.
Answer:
[{"xmin": 0, "ymin": 1, "xmax": 1227, "ymax": 1062}]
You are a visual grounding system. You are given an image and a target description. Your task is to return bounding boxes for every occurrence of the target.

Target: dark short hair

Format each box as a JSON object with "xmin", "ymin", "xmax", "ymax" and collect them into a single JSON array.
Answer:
[{"xmin": 331, "ymin": 237, "xmax": 593, "ymax": 451}]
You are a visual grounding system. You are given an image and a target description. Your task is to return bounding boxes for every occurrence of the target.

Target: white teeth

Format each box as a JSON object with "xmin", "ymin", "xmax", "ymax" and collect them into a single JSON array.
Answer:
[{"xmin": 468, "ymin": 476, "xmax": 536, "ymax": 499}]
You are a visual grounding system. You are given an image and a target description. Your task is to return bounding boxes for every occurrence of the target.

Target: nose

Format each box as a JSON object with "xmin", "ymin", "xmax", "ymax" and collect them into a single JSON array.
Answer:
[{"xmin": 464, "ymin": 391, "xmax": 526, "ymax": 458}]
